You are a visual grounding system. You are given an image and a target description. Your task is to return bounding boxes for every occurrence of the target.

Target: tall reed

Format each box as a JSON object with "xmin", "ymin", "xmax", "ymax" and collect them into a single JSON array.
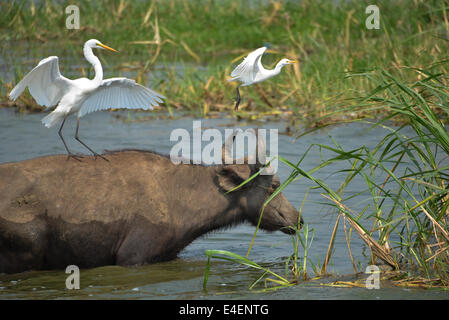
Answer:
[{"xmin": 204, "ymin": 65, "xmax": 449, "ymax": 290}]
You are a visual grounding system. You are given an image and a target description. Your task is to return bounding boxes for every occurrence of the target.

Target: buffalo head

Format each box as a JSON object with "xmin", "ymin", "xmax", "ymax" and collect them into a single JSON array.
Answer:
[{"xmin": 216, "ymin": 130, "xmax": 303, "ymax": 234}]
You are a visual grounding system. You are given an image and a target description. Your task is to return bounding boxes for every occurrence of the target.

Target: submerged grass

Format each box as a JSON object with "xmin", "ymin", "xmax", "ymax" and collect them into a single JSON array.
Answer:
[{"xmin": 1, "ymin": 0, "xmax": 449, "ymax": 126}]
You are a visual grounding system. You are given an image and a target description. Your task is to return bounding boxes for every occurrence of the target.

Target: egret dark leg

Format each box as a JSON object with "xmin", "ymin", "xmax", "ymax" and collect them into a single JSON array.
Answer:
[
  {"xmin": 58, "ymin": 115, "xmax": 82, "ymax": 161},
  {"xmin": 234, "ymin": 85, "xmax": 241, "ymax": 110},
  {"xmin": 74, "ymin": 117, "xmax": 109, "ymax": 162}
]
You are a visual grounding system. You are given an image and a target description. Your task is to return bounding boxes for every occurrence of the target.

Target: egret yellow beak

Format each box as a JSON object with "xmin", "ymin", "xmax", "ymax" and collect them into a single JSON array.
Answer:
[
  {"xmin": 98, "ymin": 43, "xmax": 118, "ymax": 53},
  {"xmin": 288, "ymin": 60, "xmax": 298, "ymax": 64}
]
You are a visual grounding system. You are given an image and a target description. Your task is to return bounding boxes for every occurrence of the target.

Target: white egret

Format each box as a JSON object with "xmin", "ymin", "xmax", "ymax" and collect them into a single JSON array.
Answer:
[
  {"xmin": 9, "ymin": 39, "xmax": 165, "ymax": 161},
  {"xmin": 228, "ymin": 46, "xmax": 296, "ymax": 110}
]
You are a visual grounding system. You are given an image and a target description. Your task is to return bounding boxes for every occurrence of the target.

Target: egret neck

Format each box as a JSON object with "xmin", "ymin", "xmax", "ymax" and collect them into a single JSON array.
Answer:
[
  {"xmin": 273, "ymin": 60, "xmax": 287, "ymax": 76},
  {"xmin": 83, "ymin": 43, "xmax": 103, "ymax": 85}
]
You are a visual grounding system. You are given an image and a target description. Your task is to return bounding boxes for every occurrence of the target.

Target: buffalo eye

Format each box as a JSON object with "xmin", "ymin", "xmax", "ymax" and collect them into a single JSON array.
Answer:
[{"xmin": 269, "ymin": 182, "xmax": 280, "ymax": 193}]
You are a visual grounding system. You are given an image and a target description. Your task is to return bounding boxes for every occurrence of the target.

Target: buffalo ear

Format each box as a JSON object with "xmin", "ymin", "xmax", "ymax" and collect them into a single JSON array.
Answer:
[{"xmin": 217, "ymin": 165, "xmax": 252, "ymax": 192}]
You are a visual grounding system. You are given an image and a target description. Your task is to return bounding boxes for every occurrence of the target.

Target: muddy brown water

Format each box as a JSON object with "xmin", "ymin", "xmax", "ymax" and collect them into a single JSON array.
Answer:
[{"xmin": 0, "ymin": 109, "xmax": 447, "ymax": 299}]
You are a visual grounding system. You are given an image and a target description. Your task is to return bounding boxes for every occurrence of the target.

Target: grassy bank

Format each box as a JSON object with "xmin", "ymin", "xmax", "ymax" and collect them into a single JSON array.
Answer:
[{"xmin": 1, "ymin": 0, "xmax": 449, "ymax": 127}]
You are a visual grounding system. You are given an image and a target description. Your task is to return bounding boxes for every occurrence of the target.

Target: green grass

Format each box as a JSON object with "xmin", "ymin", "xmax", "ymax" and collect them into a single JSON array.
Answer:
[
  {"xmin": 1, "ymin": 0, "xmax": 449, "ymax": 126},
  {"xmin": 203, "ymin": 65, "xmax": 449, "ymax": 290}
]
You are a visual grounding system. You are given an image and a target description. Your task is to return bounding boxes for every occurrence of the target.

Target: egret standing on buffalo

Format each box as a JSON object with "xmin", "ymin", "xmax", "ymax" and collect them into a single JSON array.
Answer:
[
  {"xmin": 228, "ymin": 47, "xmax": 296, "ymax": 110},
  {"xmin": 9, "ymin": 39, "xmax": 165, "ymax": 161}
]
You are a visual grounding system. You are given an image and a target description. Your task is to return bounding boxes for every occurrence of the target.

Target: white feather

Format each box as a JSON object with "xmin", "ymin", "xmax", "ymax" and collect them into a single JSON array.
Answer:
[
  {"xmin": 228, "ymin": 47, "xmax": 267, "ymax": 85},
  {"xmin": 78, "ymin": 78, "xmax": 166, "ymax": 118},
  {"xmin": 9, "ymin": 56, "xmax": 71, "ymax": 109},
  {"xmin": 9, "ymin": 40, "xmax": 165, "ymax": 130}
]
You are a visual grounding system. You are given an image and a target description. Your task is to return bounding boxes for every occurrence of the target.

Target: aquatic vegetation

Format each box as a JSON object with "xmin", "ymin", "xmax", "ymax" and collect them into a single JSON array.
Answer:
[
  {"xmin": 1, "ymin": 0, "xmax": 448, "ymax": 126},
  {"xmin": 204, "ymin": 65, "xmax": 449, "ymax": 291}
]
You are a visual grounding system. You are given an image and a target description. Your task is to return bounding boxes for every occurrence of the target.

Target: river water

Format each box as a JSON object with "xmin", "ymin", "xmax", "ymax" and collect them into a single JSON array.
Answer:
[{"xmin": 0, "ymin": 108, "xmax": 447, "ymax": 299}]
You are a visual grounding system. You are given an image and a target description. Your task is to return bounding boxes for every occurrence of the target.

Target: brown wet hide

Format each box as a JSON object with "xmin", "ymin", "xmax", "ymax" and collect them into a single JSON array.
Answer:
[{"xmin": 0, "ymin": 150, "xmax": 302, "ymax": 273}]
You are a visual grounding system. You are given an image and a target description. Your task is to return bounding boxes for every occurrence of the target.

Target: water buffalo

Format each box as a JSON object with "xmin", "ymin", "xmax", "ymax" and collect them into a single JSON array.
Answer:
[{"xmin": 0, "ymin": 134, "xmax": 302, "ymax": 274}]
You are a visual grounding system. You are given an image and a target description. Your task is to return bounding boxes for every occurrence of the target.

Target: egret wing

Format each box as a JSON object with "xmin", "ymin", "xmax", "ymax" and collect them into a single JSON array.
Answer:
[
  {"xmin": 229, "ymin": 47, "xmax": 267, "ymax": 84},
  {"xmin": 79, "ymin": 77, "xmax": 165, "ymax": 117},
  {"xmin": 9, "ymin": 56, "xmax": 70, "ymax": 109}
]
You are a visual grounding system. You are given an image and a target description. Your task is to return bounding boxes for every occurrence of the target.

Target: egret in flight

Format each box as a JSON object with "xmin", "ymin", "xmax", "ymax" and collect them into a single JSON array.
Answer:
[
  {"xmin": 228, "ymin": 47, "xmax": 296, "ymax": 110},
  {"xmin": 9, "ymin": 39, "xmax": 165, "ymax": 161}
]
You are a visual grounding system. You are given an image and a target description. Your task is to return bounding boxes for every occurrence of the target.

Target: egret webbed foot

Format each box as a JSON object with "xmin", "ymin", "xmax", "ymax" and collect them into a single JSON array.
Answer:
[
  {"xmin": 92, "ymin": 152, "xmax": 109, "ymax": 162},
  {"xmin": 75, "ymin": 136, "xmax": 109, "ymax": 162},
  {"xmin": 66, "ymin": 153, "xmax": 83, "ymax": 162}
]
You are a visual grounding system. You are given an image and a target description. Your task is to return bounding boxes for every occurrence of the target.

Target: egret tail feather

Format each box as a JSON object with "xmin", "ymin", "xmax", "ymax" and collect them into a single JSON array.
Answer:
[{"xmin": 42, "ymin": 112, "xmax": 64, "ymax": 128}]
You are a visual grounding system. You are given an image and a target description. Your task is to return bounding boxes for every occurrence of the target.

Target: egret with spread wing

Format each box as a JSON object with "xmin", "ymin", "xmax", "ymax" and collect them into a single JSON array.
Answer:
[
  {"xmin": 228, "ymin": 47, "xmax": 296, "ymax": 110},
  {"xmin": 9, "ymin": 39, "xmax": 165, "ymax": 161}
]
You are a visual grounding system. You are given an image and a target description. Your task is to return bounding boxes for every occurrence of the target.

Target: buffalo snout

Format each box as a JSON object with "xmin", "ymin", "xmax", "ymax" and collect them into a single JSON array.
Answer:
[{"xmin": 258, "ymin": 192, "xmax": 304, "ymax": 235}]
